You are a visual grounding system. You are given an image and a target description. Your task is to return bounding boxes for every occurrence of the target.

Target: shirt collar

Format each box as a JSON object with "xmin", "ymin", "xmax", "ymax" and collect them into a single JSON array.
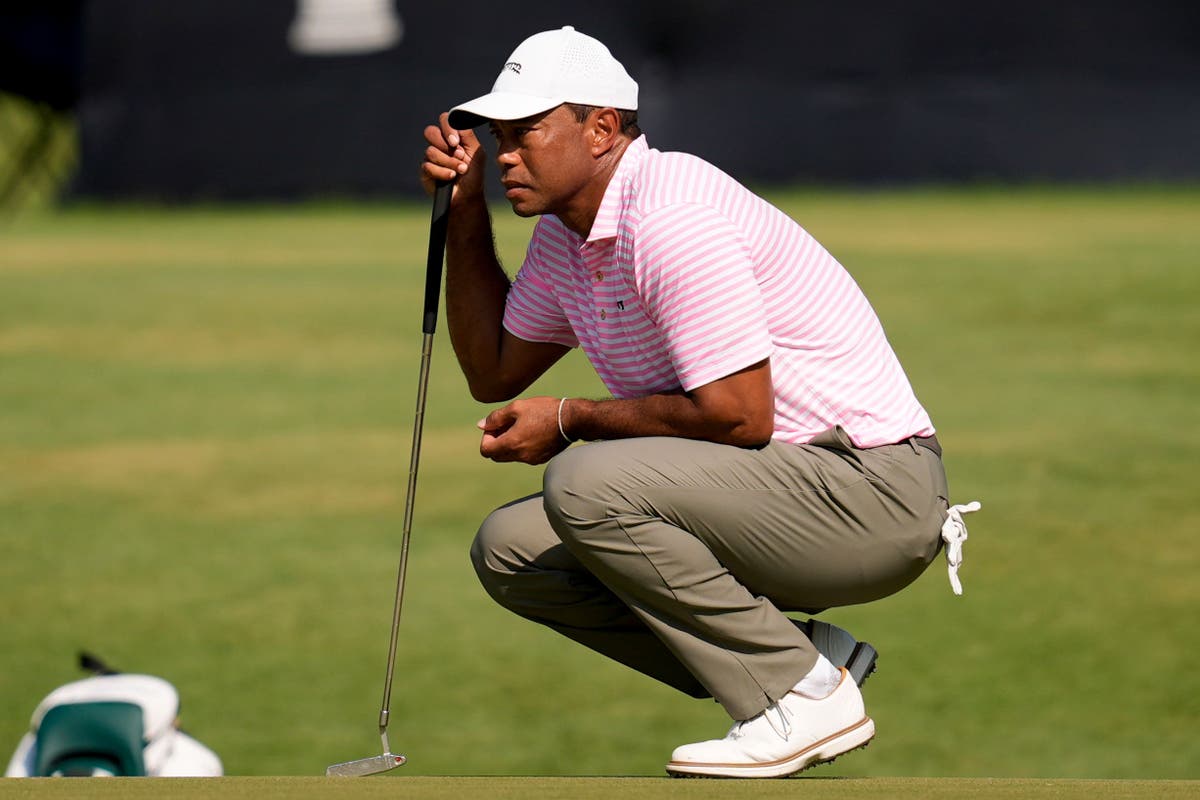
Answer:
[{"xmin": 585, "ymin": 135, "xmax": 649, "ymax": 243}]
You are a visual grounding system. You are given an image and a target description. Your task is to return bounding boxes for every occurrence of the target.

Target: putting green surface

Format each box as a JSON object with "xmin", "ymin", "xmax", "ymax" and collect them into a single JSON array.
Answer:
[
  {"xmin": 3, "ymin": 777, "xmax": 1199, "ymax": 800},
  {"xmin": 2, "ymin": 189, "xmax": 1197, "ymax": 780}
]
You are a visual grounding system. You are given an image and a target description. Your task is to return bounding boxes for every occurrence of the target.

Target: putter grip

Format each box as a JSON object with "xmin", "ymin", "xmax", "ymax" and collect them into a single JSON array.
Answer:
[{"xmin": 422, "ymin": 181, "xmax": 453, "ymax": 334}]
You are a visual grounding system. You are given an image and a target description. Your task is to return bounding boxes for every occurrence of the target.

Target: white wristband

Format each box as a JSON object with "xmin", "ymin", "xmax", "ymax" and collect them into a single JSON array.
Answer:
[{"xmin": 557, "ymin": 397, "xmax": 574, "ymax": 443}]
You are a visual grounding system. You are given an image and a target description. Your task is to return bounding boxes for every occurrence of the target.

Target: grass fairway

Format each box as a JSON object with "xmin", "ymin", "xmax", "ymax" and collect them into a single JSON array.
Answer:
[
  {"xmin": 2, "ymin": 777, "xmax": 1198, "ymax": 800},
  {"xmin": 1, "ymin": 187, "xmax": 1197, "ymax": 781}
]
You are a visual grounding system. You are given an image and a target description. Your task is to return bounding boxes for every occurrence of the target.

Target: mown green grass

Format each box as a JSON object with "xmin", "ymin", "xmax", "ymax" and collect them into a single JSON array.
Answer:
[
  {"xmin": 1, "ymin": 188, "xmax": 1197, "ymax": 779},
  {"xmin": 3, "ymin": 777, "xmax": 1200, "ymax": 800}
]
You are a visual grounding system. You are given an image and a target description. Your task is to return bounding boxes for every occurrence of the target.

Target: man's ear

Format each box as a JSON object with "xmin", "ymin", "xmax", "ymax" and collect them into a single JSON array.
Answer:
[{"xmin": 588, "ymin": 108, "xmax": 621, "ymax": 157}]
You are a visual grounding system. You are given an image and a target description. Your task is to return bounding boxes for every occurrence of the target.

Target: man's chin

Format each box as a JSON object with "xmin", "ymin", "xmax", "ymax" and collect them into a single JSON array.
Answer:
[{"xmin": 507, "ymin": 201, "xmax": 540, "ymax": 218}]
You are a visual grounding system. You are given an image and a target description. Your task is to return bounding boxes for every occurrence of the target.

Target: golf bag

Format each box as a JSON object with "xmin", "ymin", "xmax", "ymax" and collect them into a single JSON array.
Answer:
[{"xmin": 4, "ymin": 654, "xmax": 222, "ymax": 777}]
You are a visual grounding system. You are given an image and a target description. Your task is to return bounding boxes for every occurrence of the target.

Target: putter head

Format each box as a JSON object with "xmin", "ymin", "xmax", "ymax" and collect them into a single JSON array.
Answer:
[{"xmin": 325, "ymin": 752, "xmax": 406, "ymax": 777}]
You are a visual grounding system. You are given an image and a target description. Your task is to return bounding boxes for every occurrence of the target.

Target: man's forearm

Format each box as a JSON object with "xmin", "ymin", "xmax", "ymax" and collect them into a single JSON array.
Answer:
[
  {"xmin": 444, "ymin": 194, "xmax": 511, "ymax": 395},
  {"xmin": 559, "ymin": 391, "xmax": 771, "ymax": 448}
]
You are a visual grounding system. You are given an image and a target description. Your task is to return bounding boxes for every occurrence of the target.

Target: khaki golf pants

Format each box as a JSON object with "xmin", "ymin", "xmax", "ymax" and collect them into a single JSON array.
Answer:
[{"xmin": 470, "ymin": 426, "xmax": 950, "ymax": 720}]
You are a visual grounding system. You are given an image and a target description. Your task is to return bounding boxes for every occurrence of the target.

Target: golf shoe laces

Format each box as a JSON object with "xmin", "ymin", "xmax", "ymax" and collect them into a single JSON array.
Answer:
[{"xmin": 729, "ymin": 698, "xmax": 794, "ymax": 742}]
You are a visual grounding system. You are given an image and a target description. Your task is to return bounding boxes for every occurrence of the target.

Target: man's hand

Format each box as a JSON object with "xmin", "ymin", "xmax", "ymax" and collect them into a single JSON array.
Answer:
[
  {"xmin": 421, "ymin": 112, "xmax": 485, "ymax": 203},
  {"xmin": 478, "ymin": 396, "xmax": 571, "ymax": 465}
]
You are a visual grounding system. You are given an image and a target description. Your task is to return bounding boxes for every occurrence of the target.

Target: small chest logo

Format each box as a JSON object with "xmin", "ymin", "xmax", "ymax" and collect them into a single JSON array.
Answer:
[{"xmin": 504, "ymin": 62, "xmax": 522, "ymax": 75}]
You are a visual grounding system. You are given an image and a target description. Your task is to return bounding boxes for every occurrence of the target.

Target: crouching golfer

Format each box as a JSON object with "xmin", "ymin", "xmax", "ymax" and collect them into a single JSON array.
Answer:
[{"xmin": 421, "ymin": 26, "xmax": 973, "ymax": 778}]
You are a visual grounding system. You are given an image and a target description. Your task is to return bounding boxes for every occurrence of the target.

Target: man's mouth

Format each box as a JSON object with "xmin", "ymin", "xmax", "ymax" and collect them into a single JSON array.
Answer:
[{"xmin": 502, "ymin": 180, "xmax": 528, "ymax": 199}]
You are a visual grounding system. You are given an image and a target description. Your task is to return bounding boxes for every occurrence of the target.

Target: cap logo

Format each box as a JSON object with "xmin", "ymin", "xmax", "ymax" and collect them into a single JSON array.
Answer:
[{"xmin": 503, "ymin": 61, "xmax": 522, "ymax": 75}]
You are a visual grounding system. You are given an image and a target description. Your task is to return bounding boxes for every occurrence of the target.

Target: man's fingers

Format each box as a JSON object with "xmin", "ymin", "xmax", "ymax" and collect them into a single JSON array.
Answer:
[
  {"xmin": 480, "ymin": 430, "xmax": 520, "ymax": 463},
  {"xmin": 436, "ymin": 113, "xmax": 484, "ymax": 160},
  {"xmin": 422, "ymin": 132, "xmax": 467, "ymax": 163},
  {"xmin": 480, "ymin": 405, "xmax": 516, "ymax": 432},
  {"xmin": 423, "ymin": 123, "xmax": 469, "ymax": 167},
  {"xmin": 438, "ymin": 112, "xmax": 467, "ymax": 148},
  {"xmin": 453, "ymin": 125, "xmax": 481, "ymax": 151},
  {"xmin": 421, "ymin": 162, "xmax": 458, "ymax": 185},
  {"xmin": 424, "ymin": 145, "xmax": 468, "ymax": 176},
  {"xmin": 421, "ymin": 115, "xmax": 486, "ymax": 196}
]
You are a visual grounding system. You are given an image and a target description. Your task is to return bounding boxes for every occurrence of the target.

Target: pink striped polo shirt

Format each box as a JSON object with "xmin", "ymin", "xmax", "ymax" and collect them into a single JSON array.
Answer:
[{"xmin": 502, "ymin": 136, "xmax": 934, "ymax": 447}]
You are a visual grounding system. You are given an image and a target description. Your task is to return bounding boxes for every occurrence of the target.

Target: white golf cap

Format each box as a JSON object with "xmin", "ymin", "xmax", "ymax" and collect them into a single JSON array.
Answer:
[{"xmin": 448, "ymin": 26, "xmax": 638, "ymax": 128}]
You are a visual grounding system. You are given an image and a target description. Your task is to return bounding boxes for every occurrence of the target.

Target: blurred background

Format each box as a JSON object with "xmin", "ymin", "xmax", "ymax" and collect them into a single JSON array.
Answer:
[
  {"xmin": 2, "ymin": 0, "xmax": 1197, "ymax": 782},
  {"xmin": 2, "ymin": 0, "xmax": 1199, "ymax": 207}
]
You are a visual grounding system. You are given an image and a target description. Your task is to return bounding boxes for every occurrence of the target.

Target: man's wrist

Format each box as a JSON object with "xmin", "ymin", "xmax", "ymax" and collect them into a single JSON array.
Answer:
[{"xmin": 557, "ymin": 397, "xmax": 575, "ymax": 443}]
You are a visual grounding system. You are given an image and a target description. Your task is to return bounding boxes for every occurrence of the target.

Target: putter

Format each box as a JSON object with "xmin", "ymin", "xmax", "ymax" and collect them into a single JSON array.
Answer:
[{"xmin": 327, "ymin": 181, "xmax": 452, "ymax": 777}]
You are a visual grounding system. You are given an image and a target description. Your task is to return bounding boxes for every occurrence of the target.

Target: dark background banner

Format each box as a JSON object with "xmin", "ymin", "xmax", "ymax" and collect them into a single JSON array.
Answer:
[{"xmin": 68, "ymin": 0, "xmax": 1200, "ymax": 201}]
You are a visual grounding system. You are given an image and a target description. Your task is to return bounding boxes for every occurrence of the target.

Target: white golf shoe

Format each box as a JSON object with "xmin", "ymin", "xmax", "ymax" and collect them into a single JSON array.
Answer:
[{"xmin": 665, "ymin": 668, "xmax": 875, "ymax": 779}]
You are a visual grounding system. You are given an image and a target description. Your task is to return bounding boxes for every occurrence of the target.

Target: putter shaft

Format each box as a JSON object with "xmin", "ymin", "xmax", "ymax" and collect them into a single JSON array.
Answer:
[{"xmin": 326, "ymin": 182, "xmax": 451, "ymax": 777}]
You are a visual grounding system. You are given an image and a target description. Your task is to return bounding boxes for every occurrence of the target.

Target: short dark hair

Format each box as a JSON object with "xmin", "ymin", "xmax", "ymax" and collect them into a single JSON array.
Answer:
[{"xmin": 565, "ymin": 103, "xmax": 641, "ymax": 139}]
